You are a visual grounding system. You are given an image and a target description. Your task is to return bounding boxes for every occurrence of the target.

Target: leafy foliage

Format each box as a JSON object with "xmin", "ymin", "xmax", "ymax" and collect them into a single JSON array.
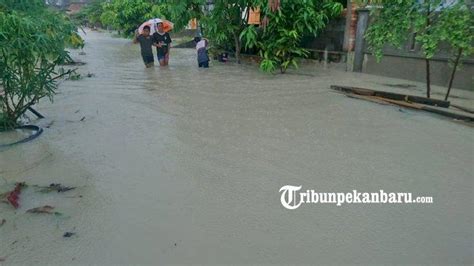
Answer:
[
  {"xmin": 159, "ymin": 0, "xmax": 255, "ymax": 63},
  {"xmin": 73, "ymin": 0, "xmax": 106, "ymax": 26},
  {"xmin": 433, "ymin": 2, "xmax": 473, "ymax": 59},
  {"xmin": 162, "ymin": 0, "xmax": 341, "ymax": 70},
  {"xmin": 433, "ymin": 2, "xmax": 473, "ymax": 100},
  {"xmin": 203, "ymin": 0, "xmax": 257, "ymax": 63},
  {"xmin": 242, "ymin": 0, "xmax": 343, "ymax": 73},
  {"xmin": 93, "ymin": 0, "xmax": 342, "ymax": 73},
  {"xmin": 100, "ymin": 0, "xmax": 156, "ymax": 36},
  {"xmin": 92, "ymin": 0, "xmax": 171, "ymax": 36},
  {"xmin": 159, "ymin": 0, "xmax": 205, "ymax": 31},
  {"xmin": 0, "ymin": 0, "xmax": 81, "ymax": 130}
]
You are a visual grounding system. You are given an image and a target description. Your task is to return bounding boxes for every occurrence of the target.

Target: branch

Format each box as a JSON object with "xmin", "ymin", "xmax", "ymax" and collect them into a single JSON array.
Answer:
[{"xmin": 52, "ymin": 68, "xmax": 77, "ymax": 81}]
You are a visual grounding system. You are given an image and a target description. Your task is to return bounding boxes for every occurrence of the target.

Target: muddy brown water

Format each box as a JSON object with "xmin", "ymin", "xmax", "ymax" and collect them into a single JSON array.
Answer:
[{"xmin": 0, "ymin": 30, "xmax": 473, "ymax": 265}]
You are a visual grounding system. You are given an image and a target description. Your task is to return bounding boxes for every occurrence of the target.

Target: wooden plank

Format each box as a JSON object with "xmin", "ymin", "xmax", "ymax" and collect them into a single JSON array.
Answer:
[
  {"xmin": 347, "ymin": 94, "xmax": 423, "ymax": 109},
  {"xmin": 344, "ymin": 93, "xmax": 390, "ymax": 105},
  {"xmin": 421, "ymin": 106, "xmax": 474, "ymax": 122},
  {"xmin": 330, "ymin": 85, "xmax": 375, "ymax": 96},
  {"xmin": 337, "ymin": 90, "xmax": 474, "ymax": 122},
  {"xmin": 451, "ymin": 104, "xmax": 474, "ymax": 114},
  {"xmin": 330, "ymin": 85, "xmax": 450, "ymax": 108},
  {"xmin": 372, "ymin": 97, "xmax": 424, "ymax": 109}
]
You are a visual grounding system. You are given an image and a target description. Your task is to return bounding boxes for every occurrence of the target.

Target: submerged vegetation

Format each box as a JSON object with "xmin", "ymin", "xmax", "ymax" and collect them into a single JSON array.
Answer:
[{"xmin": 0, "ymin": 0, "xmax": 83, "ymax": 130}]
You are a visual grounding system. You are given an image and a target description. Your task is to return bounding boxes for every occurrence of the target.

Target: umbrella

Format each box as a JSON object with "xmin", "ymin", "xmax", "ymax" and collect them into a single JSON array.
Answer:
[{"xmin": 138, "ymin": 18, "xmax": 174, "ymax": 34}]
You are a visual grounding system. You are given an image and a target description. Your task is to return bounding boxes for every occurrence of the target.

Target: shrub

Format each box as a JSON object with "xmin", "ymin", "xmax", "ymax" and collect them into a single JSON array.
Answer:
[{"xmin": 0, "ymin": 0, "xmax": 82, "ymax": 130}]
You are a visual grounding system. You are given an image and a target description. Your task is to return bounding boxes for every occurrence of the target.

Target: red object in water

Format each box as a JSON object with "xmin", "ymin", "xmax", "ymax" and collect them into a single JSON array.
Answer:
[{"xmin": 6, "ymin": 183, "xmax": 24, "ymax": 209}]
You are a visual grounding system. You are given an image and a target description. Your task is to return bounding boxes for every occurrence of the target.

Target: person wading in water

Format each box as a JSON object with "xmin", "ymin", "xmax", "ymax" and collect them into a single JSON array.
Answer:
[
  {"xmin": 152, "ymin": 22, "xmax": 172, "ymax": 66},
  {"xmin": 133, "ymin": 26, "xmax": 154, "ymax": 68}
]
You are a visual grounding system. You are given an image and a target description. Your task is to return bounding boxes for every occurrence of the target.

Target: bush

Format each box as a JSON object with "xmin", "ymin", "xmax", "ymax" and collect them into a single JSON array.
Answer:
[{"xmin": 0, "ymin": 0, "xmax": 82, "ymax": 130}]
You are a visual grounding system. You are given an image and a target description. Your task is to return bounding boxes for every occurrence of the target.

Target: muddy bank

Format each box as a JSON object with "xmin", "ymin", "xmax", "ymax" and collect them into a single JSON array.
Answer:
[{"xmin": 0, "ymin": 30, "xmax": 473, "ymax": 265}]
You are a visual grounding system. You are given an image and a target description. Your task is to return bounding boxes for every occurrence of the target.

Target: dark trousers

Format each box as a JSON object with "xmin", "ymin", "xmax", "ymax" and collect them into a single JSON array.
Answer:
[
  {"xmin": 198, "ymin": 61, "xmax": 209, "ymax": 68},
  {"xmin": 142, "ymin": 55, "xmax": 154, "ymax": 65}
]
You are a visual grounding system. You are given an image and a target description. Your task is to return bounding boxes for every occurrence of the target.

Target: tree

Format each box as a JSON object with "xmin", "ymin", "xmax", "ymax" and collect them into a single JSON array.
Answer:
[
  {"xmin": 99, "ymin": 0, "xmax": 168, "ymax": 36},
  {"xmin": 99, "ymin": 4, "xmax": 119, "ymax": 30},
  {"xmin": 98, "ymin": 0, "xmax": 171, "ymax": 36},
  {"xmin": 433, "ymin": 2, "xmax": 473, "ymax": 100},
  {"xmin": 83, "ymin": 0, "xmax": 106, "ymax": 26},
  {"xmin": 161, "ymin": 0, "xmax": 252, "ymax": 63},
  {"xmin": 242, "ymin": 0, "xmax": 343, "ymax": 73},
  {"xmin": 365, "ymin": 0, "xmax": 473, "ymax": 99},
  {"xmin": 0, "ymin": 0, "xmax": 82, "ymax": 130},
  {"xmin": 204, "ymin": 0, "xmax": 256, "ymax": 64},
  {"xmin": 159, "ymin": 0, "xmax": 205, "ymax": 31}
]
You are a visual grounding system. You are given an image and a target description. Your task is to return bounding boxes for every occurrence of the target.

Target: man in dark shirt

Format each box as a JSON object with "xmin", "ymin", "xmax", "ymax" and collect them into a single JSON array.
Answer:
[
  {"xmin": 133, "ymin": 26, "xmax": 154, "ymax": 68},
  {"xmin": 152, "ymin": 23, "xmax": 172, "ymax": 66}
]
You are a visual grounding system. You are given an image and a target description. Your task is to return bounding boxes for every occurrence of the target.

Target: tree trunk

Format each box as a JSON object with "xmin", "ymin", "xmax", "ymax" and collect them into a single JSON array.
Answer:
[
  {"xmin": 424, "ymin": 2, "xmax": 432, "ymax": 98},
  {"xmin": 1, "ymin": 109, "xmax": 17, "ymax": 130},
  {"xmin": 425, "ymin": 58, "xmax": 431, "ymax": 98},
  {"xmin": 445, "ymin": 48, "xmax": 463, "ymax": 101},
  {"xmin": 234, "ymin": 34, "xmax": 241, "ymax": 64}
]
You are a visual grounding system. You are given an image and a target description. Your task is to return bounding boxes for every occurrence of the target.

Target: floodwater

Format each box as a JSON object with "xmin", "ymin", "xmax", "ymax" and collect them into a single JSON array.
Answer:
[
  {"xmin": 0, "ymin": 128, "xmax": 36, "ymax": 147},
  {"xmin": 0, "ymin": 30, "xmax": 473, "ymax": 265}
]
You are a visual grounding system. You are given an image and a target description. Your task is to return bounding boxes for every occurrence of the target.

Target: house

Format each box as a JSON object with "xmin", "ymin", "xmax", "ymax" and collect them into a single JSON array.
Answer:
[
  {"xmin": 67, "ymin": 3, "xmax": 85, "ymax": 15},
  {"xmin": 45, "ymin": 0, "xmax": 90, "ymax": 13}
]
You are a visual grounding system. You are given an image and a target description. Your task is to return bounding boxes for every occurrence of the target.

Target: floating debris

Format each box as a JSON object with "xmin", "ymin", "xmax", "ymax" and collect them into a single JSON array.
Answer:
[
  {"xmin": 68, "ymin": 73, "xmax": 82, "ymax": 81},
  {"xmin": 383, "ymin": 83, "xmax": 417, "ymax": 89},
  {"xmin": 0, "ymin": 219, "xmax": 5, "ymax": 227},
  {"xmin": 45, "ymin": 120, "xmax": 55, "ymax": 128},
  {"xmin": 66, "ymin": 117, "xmax": 86, "ymax": 123},
  {"xmin": 35, "ymin": 183, "xmax": 76, "ymax": 193},
  {"xmin": 26, "ymin": 205, "xmax": 62, "ymax": 215},
  {"xmin": 63, "ymin": 232, "xmax": 76, "ymax": 238},
  {"xmin": 0, "ymin": 182, "xmax": 26, "ymax": 209},
  {"xmin": 61, "ymin": 60, "xmax": 86, "ymax": 66}
]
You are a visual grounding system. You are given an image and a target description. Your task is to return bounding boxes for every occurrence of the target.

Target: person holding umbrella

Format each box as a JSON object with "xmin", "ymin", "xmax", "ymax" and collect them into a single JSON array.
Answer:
[{"xmin": 153, "ymin": 22, "xmax": 172, "ymax": 66}]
